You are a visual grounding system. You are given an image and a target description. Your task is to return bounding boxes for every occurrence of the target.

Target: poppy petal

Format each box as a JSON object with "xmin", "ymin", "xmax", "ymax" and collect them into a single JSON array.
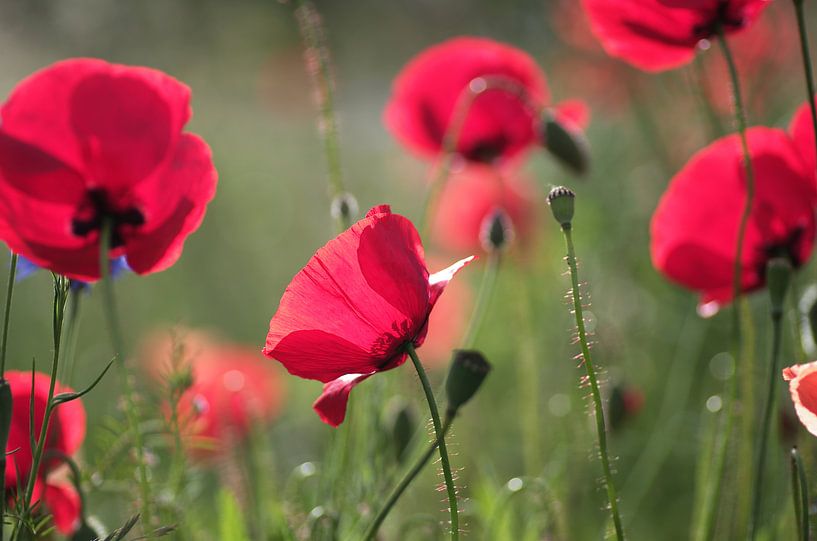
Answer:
[
  {"xmin": 313, "ymin": 373, "xmax": 373, "ymax": 427},
  {"xmin": 784, "ymin": 361, "xmax": 817, "ymax": 437},
  {"xmin": 1, "ymin": 58, "xmax": 191, "ymax": 190},
  {"xmin": 44, "ymin": 481, "xmax": 81, "ymax": 535},
  {"xmin": 789, "ymin": 96, "xmax": 817, "ymax": 174},
  {"xmin": 553, "ymin": 99, "xmax": 590, "ymax": 132},
  {"xmin": 429, "ymin": 256, "xmax": 476, "ymax": 306}
]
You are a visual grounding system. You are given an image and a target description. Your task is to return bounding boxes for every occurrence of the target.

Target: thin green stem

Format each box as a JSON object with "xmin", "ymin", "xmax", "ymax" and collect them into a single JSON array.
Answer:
[
  {"xmin": 462, "ymin": 252, "xmax": 500, "ymax": 348},
  {"xmin": 794, "ymin": 0, "xmax": 817, "ymax": 166},
  {"xmin": 748, "ymin": 310, "xmax": 784, "ymax": 539},
  {"xmin": 294, "ymin": 0, "xmax": 350, "ymax": 231},
  {"xmin": 362, "ymin": 416, "xmax": 453, "ymax": 540},
  {"xmin": 98, "ymin": 222, "xmax": 153, "ymax": 529},
  {"xmin": 405, "ymin": 343, "xmax": 458, "ymax": 540},
  {"xmin": 790, "ymin": 447, "xmax": 809, "ymax": 541},
  {"xmin": 690, "ymin": 56, "xmax": 725, "ymax": 140},
  {"xmin": 0, "ymin": 254, "xmax": 18, "ymax": 377},
  {"xmin": 60, "ymin": 290, "xmax": 82, "ymax": 386},
  {"xmin": 21, "ymin": 276, "xmax": 68, "ymax": 514},
  {"xmin": 560, "ymin": 225, "xmax": 624, "ymax": 541}
]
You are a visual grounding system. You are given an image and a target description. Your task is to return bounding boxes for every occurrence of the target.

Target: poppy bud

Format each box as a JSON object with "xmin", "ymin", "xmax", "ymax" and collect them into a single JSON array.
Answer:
[
  {"xmin": 0, "ymin": 378, "xmax": 11, "ymax": 472},
  {"xmin": 540, "ymin": 111, "xmax": 589, "ymax": 175},
  {"xmin": 70, "ymin": 519, "xmax": 105, "ymax": 541},
  {"xmin": 547, "ymin": 186, "xmax": 575, "ymax": 228},
  {"xmin": 608, "ymin": 384, "xmax": 644, "ymax": 431},
  {"xmin": 767, "ymin": 257, "xmax": 792, "ymax": 319},
  {"xmin": 383, "ymin": 396, "xmax": 417, "ymax": 463},
  {"xmin": 330, "ymin": 193, "xmax": 359, "ymax": 224},
  {"xmin": 479, "ymin": 208, "xmax": 514, "ymax": 252},
  {"xmin": 445, "ymin": 350, "xmax": 491, "ymax": 416},
  {"xmin": 809, "ymin": 297, "xmax": 817, "ymax": 346}
]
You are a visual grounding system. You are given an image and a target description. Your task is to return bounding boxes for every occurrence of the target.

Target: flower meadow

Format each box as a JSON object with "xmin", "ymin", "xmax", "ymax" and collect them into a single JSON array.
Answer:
[{"xmin": 9, "ymin": 1, "xmax": 817, "ymax": 540}]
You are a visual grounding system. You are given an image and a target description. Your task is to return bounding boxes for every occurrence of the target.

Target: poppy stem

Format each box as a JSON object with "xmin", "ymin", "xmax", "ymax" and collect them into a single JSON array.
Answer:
[
  {"xmin": 20, "ymin": 275, "xmax": 69, "ymax": 521},
  {"xmin": 0, "ymin": 253, "xmax": 17, "ymax": 379},
  {"xmin": 362, "ymin": 415, "xmax": 453, "ymax": 540},
  {"xmin": 790, "ymin": 446, "xmax": 810, "ymax": 541},
  {"xmin": 405, "ymin": 343, "xmax": 459, "ymax": 540},
  {"xmin": 98, "ymin": 221, "xmax": 153, "ymax": 530},
  {"xmin": 559, "ymin": 223, "xmax": 625, "ymax": 541},
  {"xmin": 793, "ymin": 0, "xmax": 817, "ymax": 164},
  {"xmin": 462, "ymin": 252, "xmax": 501, "ymax": 348},
  {"xmin": 293, "ymin": 0, "xmax": 352, "ymax": 231}
]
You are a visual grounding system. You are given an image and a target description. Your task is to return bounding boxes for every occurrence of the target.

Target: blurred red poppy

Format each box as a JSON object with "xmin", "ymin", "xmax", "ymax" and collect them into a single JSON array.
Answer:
[
  {"xmin": 385, "ymin": 37, "xmax": 549, "ymax": 164},
  {"xmin": 4, "ymin": 371, "xmax": 86, "ymax": 535},
  {"xmin": 790, "ymin": 96, "xmax": 817, "ymax": 175},
  {"xmin": 0, "ymin": 58, "xmax": 217, "ymax": 282},
  {"xmin": 581, "ymin": 0, "xmax": 770, "ymax": 72},
  {"xmin": 263, "ymin": 205, "xmax": 473, "ymax": 426},
  {"xmin": 783, "ymin": 361, "xmax": 817, "ymax": 437},
  {"xmin": 420, "ymin": 258, "xmax": 473, "ymax": 367},
  {"xmin": 650, "ymin": 128, "xmax": 817, "ymax": 313},
  {"xmin": 140, "ymin": 329, "xmax": 284, "ymax": 459},
  {"xmin": 432, "ymin": 165, "xmax": 539, "ymax": 255}
]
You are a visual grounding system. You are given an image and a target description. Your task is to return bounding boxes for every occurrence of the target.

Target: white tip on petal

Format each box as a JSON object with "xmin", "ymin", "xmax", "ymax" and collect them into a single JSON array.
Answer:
[{"xmin": 429, "ymin": 256, "xmax": 476, "ymax": 287}]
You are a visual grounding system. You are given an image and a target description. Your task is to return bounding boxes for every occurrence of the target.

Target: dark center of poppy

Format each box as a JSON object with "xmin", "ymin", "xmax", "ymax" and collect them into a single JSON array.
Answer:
[
  {"xmin": 757, "ymin": 226, "xmax": 807, "ymax": 279},
  {"xmin": 71, "ymin": 188, "xmax": 145, "ymax": 248},
  {"xmin": 692, "ymin": 1, "xmax": 748, "ymax": 41}
]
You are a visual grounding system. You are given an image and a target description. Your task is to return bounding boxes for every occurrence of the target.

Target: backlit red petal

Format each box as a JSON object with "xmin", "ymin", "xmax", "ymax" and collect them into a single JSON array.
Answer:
[
  {"xmin": 44, "ymin": 481, "xmax": 81, "ymax": 535},
  {"xmin": 312, "ymin": 373, "xmax": 373, "ymax": 427}
]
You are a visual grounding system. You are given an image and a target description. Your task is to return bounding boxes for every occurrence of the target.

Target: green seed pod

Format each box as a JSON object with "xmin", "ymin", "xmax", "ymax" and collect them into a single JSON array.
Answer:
[
  {"xmin": 445, "ymin": 350, "xmax": 492, "ymax": 415},
  {"xmin": 547, "ymin": 186, "xmax": 576, "ymax": 228},
  {"xmin": 541, "ymin": 111, "xmax": 590, "ymax": 175},
  {"xmin": 382, "ymin": 396, "xmax": 417, "ymax": 463}
]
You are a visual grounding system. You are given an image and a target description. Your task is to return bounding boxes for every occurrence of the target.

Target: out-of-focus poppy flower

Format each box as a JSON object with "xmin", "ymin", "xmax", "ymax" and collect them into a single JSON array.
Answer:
[
  {"xmin": 790, "ymin": 96, "xmax": 817, "ymax": 175},
  {"xmin": 420, "ymin": 259, "xmax": 473, "ymax": 367},
  {"xmin": 0, "ymin": 58, "xmax": 218, "ymax": 282},
  {"xmin": 263, "ymin": 205, "xmax": 473, "ymax": 427},
  {"xmin": 4, "ymin": 370, "xmax": 86, "ymax": 535},
  {"xmin": 581, "ymin": 0, "xmax": 770, "ymax": 72},
  {"xmin": 783, "ymin": 361, "xmax": 817, "ymax": 437},
  {"xmin": 651, "ymin": 127, "xmax": 817, "ymax": 313},
  {"xmin": 15, "ymin": 253, "xmax": 130, "ymax": 292},
  {"xmin": 386, "ymin": 37, "xmax": 582, "ymax": 164},
  {"xmin": 432, "ymin": 165, "xmax": 539, "ymax": 255},
  {"xmin": 139, "ymin": 328, "xmax": 284, "ymax": 459}
]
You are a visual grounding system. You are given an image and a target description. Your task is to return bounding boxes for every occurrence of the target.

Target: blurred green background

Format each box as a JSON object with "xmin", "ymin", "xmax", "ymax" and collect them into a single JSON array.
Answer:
[{"xmin": 1, "ymin": 0, "xmax": 815, "ymax": 539}]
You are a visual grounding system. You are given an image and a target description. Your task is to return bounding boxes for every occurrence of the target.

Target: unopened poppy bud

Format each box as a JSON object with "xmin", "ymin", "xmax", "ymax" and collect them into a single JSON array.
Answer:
[
  {"xmin": 767, "ymin": 257, "xmax": 792, "ymax": 318},
  {"xmin": 330, "ymin": 192, "xmax": 359, "ymax": 224},
  {"xmin": 540, "ymin": 111, "xmax": 589, "ymax": 175},
  {"xmin": 479, "ymin": 208, "xmax": 514, "ymax": 252},
  {"xmin": 445, "ymin": 350, "xmax": 491, "ymax": 415},
  {"xmin": 0, "ymin": 379, "xmax": 11, "ymax": 460},
  {"xmin": 547, "ymin": 186, "xmax": 575, "ymax": 228},
  {"xmin": 383, "ymin": 396, "xmax": 417, "ymax": 463},
  {"xmin": 608, "ymin": 384, "xmax": 644, "ymax": 431}
]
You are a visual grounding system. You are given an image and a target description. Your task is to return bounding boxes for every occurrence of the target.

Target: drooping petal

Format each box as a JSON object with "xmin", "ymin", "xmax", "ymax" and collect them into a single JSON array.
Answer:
[
  {"xmin": 385, "ymin": 37, "xmax": 548, "ymax": 162},
  {"xmin": 0, "ymin": 58, "xmax": 191, "ymax": 192},
  {"xmin": 553, "ymin": 99, "xmax": 591, "ymax": 132},
  {"xmin": 312, "ymin": 373, "xmax": 373, "ymax": 427},
  {"xmin": 784, "ymin": 361, "xmax": 817, "ymax": 437},
  {"xmin": 124, "ymin": 134, "xmax": 217, "ymax": 276},
  {"xmin": 651, "ymin": 127, "xmax": 816, "ymax": 305},
  {"xmin": 264, "ymin": 206, "xmax": 430, "ymax": 380},
  {"xmin": 44, "ymin": 481, "xmax": 81, "ymax": 535}
]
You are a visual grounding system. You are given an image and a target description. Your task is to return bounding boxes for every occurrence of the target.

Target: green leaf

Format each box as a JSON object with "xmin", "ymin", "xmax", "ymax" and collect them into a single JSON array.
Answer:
[{"xmin": 218, "ymin": 490, "xmax": 250, "ymax": 541}]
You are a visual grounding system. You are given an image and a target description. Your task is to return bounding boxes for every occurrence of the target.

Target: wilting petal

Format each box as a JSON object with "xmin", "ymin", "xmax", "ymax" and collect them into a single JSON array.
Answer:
[
  {"xmin": 44, "ymin": 481, "xmax": 81, "ymax": 535},
  {"xmin": 313, "ymin": 373, "xmax": 374, "ymax": 427},
  {"xmin": 784, "ymin": 361, "xmax": 817, "ymax": 437}
]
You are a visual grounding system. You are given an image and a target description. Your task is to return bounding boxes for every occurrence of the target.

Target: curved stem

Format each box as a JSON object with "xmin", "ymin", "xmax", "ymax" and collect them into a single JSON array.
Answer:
[
  {"xmin": 748, "ymin": 310, "xmax": 784, "ymax": 539},
  {"xmin": 98, "ymin": 222, "xmax": 153, "ymax": 529},
  {"xmin": 0, "ymin": 254, "xmax": 17, "ymax": 378},
  {"xmin": 362, "ymin": 416, "xmax": 453, "ymax": 540},
  {"xmin": 793, "ymin": 0, "xmax": 817, "ymax": 165},
  {"xmin": 560, "ymin": 224, "xmax": 625, "ymax": 541},
  {"xmin": 405, "ymin": 343, "xmax": 458, "ymax": 540},
  {"xmin": 462, "ymin": 252, "xmax": 500, "ymax": 348}
]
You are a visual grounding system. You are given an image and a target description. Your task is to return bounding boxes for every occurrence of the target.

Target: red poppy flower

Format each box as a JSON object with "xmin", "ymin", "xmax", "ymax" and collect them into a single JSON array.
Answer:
[
  {"xmin": 581, "ymin": 0, "xmax": 770, "ymax": 72},
  {"xmin": 432, "ymin": 164, "xmax": 539, "ymax": 255},
  {"xmin": 0, "ymin": 58, "xmax": 217, "ymax": 282},
  {"xmin": 4, "ymin": 370, "xmax": 86, "ymax": 535},
  {"xmin": 790, "ymin": 96, "xmax": 817, "ymax": 175},
  {"xmin": 650, "ymin": 127, "xmax": 817, "ymax": 313},
  {"xmin": 783, "ymin": 361, "xmax": 817, "ymax": 437},
  {"xmin": 384, "ymin": 37, "xmax": 549, "ymax": 163},
  {"xmin": 263, "ymin": 205, "xmax": 473, "ymax": 426}
]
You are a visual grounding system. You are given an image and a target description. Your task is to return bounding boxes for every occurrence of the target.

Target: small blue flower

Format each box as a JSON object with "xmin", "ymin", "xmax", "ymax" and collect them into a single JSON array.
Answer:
[{"xmin": 12, "ymin": 254, "xmax": 130, "ymax": 291}]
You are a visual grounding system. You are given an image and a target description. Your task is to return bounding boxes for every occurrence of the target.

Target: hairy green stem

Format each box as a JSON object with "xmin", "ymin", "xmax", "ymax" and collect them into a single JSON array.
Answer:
[
  {"xmin": 405, "ymin": 343, "xmax": 458, "ymax": 540},
  {"xmin": 790, "ymin": 447, "xmax": 809, "ymax": 541},
  {"xmin": 794, "ymin": 0, "xmax": 817, "ymax": 165},
  {"xmin": 98, "ymin": 222, "xmax": 153, "ymax": 529},
  {"xmin": 748, "ymin": 310, "xmax": 784, "ymax": 539},
  {"xmin": 0, "ymin": 254, "xmax": 17, "ymax": 378},
  {"xmin": 362, "ymin": 416, "xmax": 453, "ymax": 539},
  {"xmin": 560, "ymin": 224, "xmax": 625, "ymax": 541},
  {"xmin": 294, "ymin": 0, "xmax": 350, "ymax": 231}
]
